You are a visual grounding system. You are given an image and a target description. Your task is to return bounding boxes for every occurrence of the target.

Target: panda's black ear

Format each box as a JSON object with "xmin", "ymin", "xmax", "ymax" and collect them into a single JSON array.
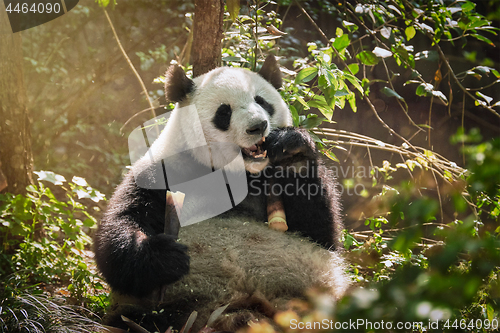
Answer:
[
  {"xmin": 164, "ymin": 65, "xmax": 195, "ymax": 103},
  {"xmin": 258, "ymin": 55, "xmax": 282, "ymax": 90}
]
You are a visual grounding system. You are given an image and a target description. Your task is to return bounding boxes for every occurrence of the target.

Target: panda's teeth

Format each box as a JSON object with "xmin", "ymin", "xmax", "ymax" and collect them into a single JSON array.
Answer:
[{"xmin": 242, "ymin": 141, "xmax": 268, "ymax": 159}]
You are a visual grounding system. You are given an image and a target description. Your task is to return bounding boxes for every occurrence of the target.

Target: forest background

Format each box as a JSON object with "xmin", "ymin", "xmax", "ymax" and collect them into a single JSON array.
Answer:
[{"xmin": 1, "ymin": 0, "xmax": 500, "ymax": 332}]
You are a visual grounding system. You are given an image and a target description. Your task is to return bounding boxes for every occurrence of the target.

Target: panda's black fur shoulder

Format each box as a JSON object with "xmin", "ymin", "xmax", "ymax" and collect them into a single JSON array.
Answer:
[{"xmin": 94, "ymin": 56, "xmax": 349, "ymax": 331}]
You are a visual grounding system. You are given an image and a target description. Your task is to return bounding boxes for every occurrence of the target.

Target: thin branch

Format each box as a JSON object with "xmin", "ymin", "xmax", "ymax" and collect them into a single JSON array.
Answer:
[
  {"xmin": 380, "ymin": 57, "xmax": 423, "ymax": 131},
  {"xmin": 354, "ymin": 222, "xmax": 452, "ymax": 234},
  {"xmin": 398, "ymin": 151, "xmax": 423, "ymax": 196},
  {"xmin": 435, "ymin": 42, "xmax": 500, "ymax": 118},
  {"xmin": 431, "ymin": 168, "xmax": 444, "ymax": 223},
  {"xmin": 428, "ymin": 94, "xmax": 434, "ymax": 148},
  {"xmin": 296, "ymin": 1, "xmax": 329, "ymax": 45},
  {"xmin": 350, "ymin": 232, "xmax": 445, "ymax": 247},
  {"xmin": 120, "ymin": 104, "xmax": 168, "ymax": 133},
  {"xmin": 103, "ymin": 9, "xmax": 157, "ymax": 123},
  {"xmin": 253, "ymin": 0, "xmax": 260, "ymax": 71},
  {"xmin": 299, "ymin": 3, "xmax": 424, "ymax": 155},
  {"xmin": 314, "ymin": 128, "xmax": 466, "ymax": 180},
  {"xmin": 465, "ymin": 80, "xmax": 500, "ymax": 91}
]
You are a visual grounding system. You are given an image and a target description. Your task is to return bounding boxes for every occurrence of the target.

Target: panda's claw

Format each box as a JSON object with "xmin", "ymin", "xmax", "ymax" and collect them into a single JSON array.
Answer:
[{"xmin": 263, "ymin": 127, "xmax": 316, "ymax": 164}]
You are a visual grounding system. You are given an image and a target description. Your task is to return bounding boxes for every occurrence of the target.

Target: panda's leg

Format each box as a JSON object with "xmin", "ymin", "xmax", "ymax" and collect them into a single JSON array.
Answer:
[
  {"xmin": 263, "ymin": 127, "xmax": 343, "ymax": 249},
  {"xmin": 277, "ymin": 163, "xmax": 341, "ymax": 249},
  {"xmin": 94, "ymin": 174, "xmax": 190, "ymax": 298}
]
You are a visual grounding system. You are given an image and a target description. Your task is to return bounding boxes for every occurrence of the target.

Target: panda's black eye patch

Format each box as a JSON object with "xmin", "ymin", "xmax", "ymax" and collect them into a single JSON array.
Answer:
[
  {"xmin": 212, "ymin": 104, "xmax": 232, "ymax": 131},
  {"xmin": 255, "ymin": 95, "xmax": 275, "ymax": 117}
]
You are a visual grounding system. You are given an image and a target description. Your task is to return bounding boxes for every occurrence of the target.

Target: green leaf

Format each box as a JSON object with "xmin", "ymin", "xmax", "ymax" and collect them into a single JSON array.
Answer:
[
  {"xmin": 346, "ymin": 63, "xmax": 359, "ymax": 75},
  {"xmin": 307, "ymin": 95, "xmax": 333, "ymax": 120},
  {"xmin": 415, "ymin": 50, "xmax": 439, "ymax": 62},
  {"xmin": 295, "ymin": 67, "xmax": 318, "ymax": 84},
  {"xmin": 416, "ymin": 83, "xmax": 433, "ymax": 96},
  {"xmin": 405, "ymin": 26, "xmax": 416, "ymax": 41},
  {"xmin": 259, "ymin": 35, "xmax": 283, "ymax": 40},
  {"xmin": 347, "ymin": 92, "xmax": 357, "ymax": 113},
  {"xmin": 372, "ymin": 47, "xmax": 392, "ymax": 58},
  {"xmin": 323, "ymin": 150, "xmax": 339, "ymax": 162},
  {"xmin": 334, "ymin": 88, "xmax": 350, "ymax": 98},
  {"xmin": 307, "ymin": 42, "xmax": 317, "ymax": 52},
  {"xmin": 381, "ymin": 87, "xmax": 405, "ymax": 101},
  {"xmin": 345, "ymin": 74, "xmax": 363, "ymax": 94},
  {"xmin": 71, "ymin": 176, "xmax": 88, "ymax": 187},
  {"xmin": 318, "ymin": 66, "xmax": 335, "ymax": 87},
  {"xmin": 82, "ymin": 218, "xmax": 96, "ymax": 228},
  {"xmin": 300, "ymin": 114, "xmax": 324, "ymax": 129},
  {"xmin": 388, "ymin": 5, "xmax": 401, "ymax": 15},
  {"xmin": 356, "ymin": 51, "xmax": 379, "ymax": 66},
  {"xmin": 289, "ymin": 105, "xmax": 300, "ymax": 127},
  {"xmin": 95, "ymin": 0, "xmax": 116, "ymax": 8},
  {"xmin": 415, "ymin": 83, "xmax": 448, "ymax": 104},
  {"xmin": 226, "ymin": 0, "xmax": 240, "ymax": 22},
  {"xmin": 324, "ymin": 68, "xmax": 339, "ymax": 90},
  {"xmin": 487, "ymin": 304, "xmax": 495, "ymax": 322},
  {"xmin": 431, "ymin": 90, "xmax": 448, "ymax": 104},
  {"xmin": 222, "ymin": 56, "xmax": 248, "ymax": 62},
  {"xmin": 469, "ymin": 19, "xmax": 490, "ymax": 30},
  {"xmin": 34, "ymin": 171, "xmax": 66, "ymax": 185},
  {"xmin": 332, "ymin": 34, "xmax": 350, "ymax": 52},
  {"xmin": 472, "ymin": 34, "xmax": 494, "ymax": 46},
  {"xmin": 476, "ymin": 91, "xmax": 493, "ymax": 104},
  {"xmin": 295, "ymin": 96, "xmax": 310, "ymax": 110},
  {"xmin": 461, "ymin": 1, "xmax": 475, "ymax": 12},
  {"xmin": 380, "ymin": 27, "xmax": 391, "ymax": 39},
  {"xmin": 342, "ymin": 20, "xmax": 358, "ymax": 33}
]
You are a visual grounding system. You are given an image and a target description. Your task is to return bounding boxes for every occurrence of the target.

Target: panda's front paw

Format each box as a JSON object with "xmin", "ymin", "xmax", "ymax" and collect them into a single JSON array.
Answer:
[{"xmin": 263, "ymin": 127, "xmax": 316, "ymax": 164}]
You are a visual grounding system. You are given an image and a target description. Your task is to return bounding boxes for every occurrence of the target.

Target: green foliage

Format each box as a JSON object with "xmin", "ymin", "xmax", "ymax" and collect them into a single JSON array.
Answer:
[
  {"xmin": 338, "ymin": 134, "xmax": 500, "ymax": 331},
  {"xmin": 347, "ymin": 0, "xmax": 500, "ymax": 116},
  {"xmin": 0, "ymin": 172, "xmax": 106, "ymax": 303},
  {"xmin": 0, "ymin": 292, "xmax": 102, "ymax": 333},
  {"xmin": 454, "ymin": 129, "xmax": 500, "ymax": 198},
  {"xmin": 95, "ymin": 0, "xmax": 116, "ymax": 9},
  {"xmin": 16, "ymin": 0, "xmax": 500, "ymax": 330},
  {"xmin": 218, "ymin": 1, "xmax": 500, "ymax": 330}
]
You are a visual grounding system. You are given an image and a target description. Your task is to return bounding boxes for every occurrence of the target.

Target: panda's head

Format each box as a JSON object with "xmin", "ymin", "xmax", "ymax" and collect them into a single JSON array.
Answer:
[{"xmin": 163, "ymin": 56, "xmax": 292, "ymax": 173}]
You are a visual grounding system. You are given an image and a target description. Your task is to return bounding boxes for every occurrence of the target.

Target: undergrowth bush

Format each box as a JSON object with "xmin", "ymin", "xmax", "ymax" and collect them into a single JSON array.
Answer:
[
  {"xmin": 0, "ymin": 171, "xmax": 109, "ymax": 330},
  {"xmin": 0, "ymin": 293, "xmax": 102, "ymax": 333}
]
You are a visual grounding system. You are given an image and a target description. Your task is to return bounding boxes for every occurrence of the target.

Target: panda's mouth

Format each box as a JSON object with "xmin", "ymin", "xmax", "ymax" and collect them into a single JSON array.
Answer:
[{"xmin": 241, "ymin": 137, "xmax": 267, "ymax": 160}]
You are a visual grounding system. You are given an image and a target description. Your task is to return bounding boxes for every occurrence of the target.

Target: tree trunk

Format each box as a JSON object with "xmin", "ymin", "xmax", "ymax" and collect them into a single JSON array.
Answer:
[
  {"xmin": 0, "ymin": 9, "xmax": 34, "ymax": 195},
  {"xmin": 191, "ymin": 0, "xmax": 224, "ymax": 77}
]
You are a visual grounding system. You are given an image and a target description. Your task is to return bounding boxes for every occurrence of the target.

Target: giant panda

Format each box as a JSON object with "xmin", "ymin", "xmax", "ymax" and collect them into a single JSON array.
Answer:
[{"xmin": 94, "ymin": 55, "xmax": 349, "ymax": 332}]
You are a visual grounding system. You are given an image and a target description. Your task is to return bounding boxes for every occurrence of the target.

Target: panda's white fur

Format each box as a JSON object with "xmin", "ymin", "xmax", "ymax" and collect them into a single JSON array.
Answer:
[
  {"xmin": 149, "ymin": 66, "xmax": 292, "ymax": 173},
  {"xmin": 95, "ymin": 56, "xmax": 349, "ymax": 332},
  {"xmin": 107, "ymin": 219, "xmax": 349, "ymax": 332}
]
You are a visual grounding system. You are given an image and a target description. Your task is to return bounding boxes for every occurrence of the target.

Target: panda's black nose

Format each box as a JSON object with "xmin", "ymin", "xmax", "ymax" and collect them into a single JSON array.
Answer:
[{"xmin": 246, "ymin": 121, "xmax": 268, "ymax": 136}]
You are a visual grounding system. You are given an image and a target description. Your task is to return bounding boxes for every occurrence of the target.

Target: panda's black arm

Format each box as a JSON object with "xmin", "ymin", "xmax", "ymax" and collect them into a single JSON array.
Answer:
[
  {"xmin": 93, "ymin": 171, "xmax": 190, "ymax": 298},
  {"xmin": 262, "ymin": 127, "xmax": 343, "ymax": 250}
]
